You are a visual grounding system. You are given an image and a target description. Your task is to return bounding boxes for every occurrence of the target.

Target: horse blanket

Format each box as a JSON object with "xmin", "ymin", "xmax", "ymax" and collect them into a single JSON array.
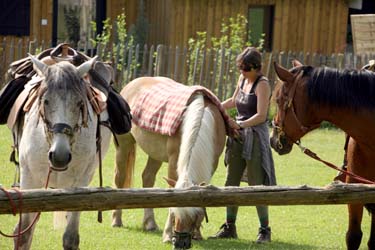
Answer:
[{"xmin": 132, "ymin": 81, "xmax": 233, "ymax": 136}]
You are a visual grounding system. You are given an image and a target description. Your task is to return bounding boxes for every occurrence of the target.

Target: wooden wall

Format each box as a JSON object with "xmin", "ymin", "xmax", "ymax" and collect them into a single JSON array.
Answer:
[
  {"xmin": 272, "ymin": 0, "xmax": 349, "ymax": 53},
  {"xmin": 0, "ymin": 0, "xmax": 349, "ymax": 55},
  {"xmin": 109, "ymin": 0, "xmax": 349, "ymax": 54}
]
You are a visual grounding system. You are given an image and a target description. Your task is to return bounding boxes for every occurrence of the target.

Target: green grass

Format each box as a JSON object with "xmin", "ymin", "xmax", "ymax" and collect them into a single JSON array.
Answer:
[{"xmin": 0, "ymin": 127, "xmax": 371, "ymax": 249}]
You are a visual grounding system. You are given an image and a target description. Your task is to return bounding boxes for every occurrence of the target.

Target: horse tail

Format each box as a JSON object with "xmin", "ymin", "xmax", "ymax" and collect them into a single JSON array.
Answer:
[
  {"xmin": 123, "ymin": 141, "xmax": 136, "ymax": 188},
  {"xmin": 114, "ymin": 133, "xmax": 136, "ymax": 188},
  {"xmin": 176, "ymin": 94, "xmax": 216, "ymax": 188}
]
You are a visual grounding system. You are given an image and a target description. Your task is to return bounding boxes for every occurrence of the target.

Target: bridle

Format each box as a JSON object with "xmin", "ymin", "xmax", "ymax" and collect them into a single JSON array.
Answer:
[
  {"xmin": 37, "ymin": 84, "xmax": 88, "ymax": 148},
  {"xmin": 272, "ymin": 70, "xmax": 320, "ymax": 149}
]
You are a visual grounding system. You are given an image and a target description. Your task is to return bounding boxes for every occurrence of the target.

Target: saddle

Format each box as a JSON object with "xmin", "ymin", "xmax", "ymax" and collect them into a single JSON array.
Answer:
[{"xmin": 1, "ymin": 43, "xmax": 131, "ymax": 135}]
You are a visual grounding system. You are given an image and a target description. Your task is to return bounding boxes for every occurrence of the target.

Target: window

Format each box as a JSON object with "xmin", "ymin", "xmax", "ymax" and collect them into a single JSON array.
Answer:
[
  {"xmin": 248, "ymin": 5, "xmax": 274, "ymax": 51},
  {"xmin": 0, "ymin": 0, "xmax": 30, "ymax": 36},
  {"xmin": 52, "ymin": 0, "xmax": 99, "ymax": 47}
]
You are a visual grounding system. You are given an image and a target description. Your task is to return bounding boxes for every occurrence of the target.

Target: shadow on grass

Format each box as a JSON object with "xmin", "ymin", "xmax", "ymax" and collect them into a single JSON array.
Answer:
[
  {"xmin": 193, "ymin": 239, "xmax": 320, "ymax": 250},
  {"xmin": 113, "ymin": 226, "xmax": 321, "ymax": 249}
]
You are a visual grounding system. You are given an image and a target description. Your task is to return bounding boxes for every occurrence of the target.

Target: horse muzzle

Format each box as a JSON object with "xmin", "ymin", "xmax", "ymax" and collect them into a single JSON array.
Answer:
[
  {"xmin": 48, "ymin": 134, "xmax": 72, "ymax": 171},
  {"xmin": 270, "ymin": 130, "xmax": 293, "ymax": 155},
  {"xmin": 172, "ymin": 231, "xmax": 192, "ymax": 250}
]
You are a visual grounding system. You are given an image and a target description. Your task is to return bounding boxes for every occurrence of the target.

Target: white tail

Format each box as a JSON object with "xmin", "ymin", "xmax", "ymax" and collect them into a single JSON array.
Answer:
[{"xmin": 176, "ymin": 94, "xmax": 216, "ymax": 188}]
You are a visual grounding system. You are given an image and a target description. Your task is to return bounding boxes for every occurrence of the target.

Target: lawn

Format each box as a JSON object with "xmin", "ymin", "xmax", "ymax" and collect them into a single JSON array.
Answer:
[{"xmin": 0, "ymin": 126, "xmax": 370, "ymax": 249}]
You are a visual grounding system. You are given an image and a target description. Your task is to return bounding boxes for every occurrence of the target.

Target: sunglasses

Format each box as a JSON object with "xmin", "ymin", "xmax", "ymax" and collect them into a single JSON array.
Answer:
[{"xmin": 238, "ymin": 64, "xmax": 256, "ymax": 72}]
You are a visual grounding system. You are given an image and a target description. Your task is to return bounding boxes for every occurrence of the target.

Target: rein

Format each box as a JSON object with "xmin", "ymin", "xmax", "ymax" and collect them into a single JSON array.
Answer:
[
  {"xmin": 295, "ymin": 141, "xmax": 375, "ymax": 184},
  {"xmin": 0, "ymin": 168, "xmax": 52, "ymax": 250}
]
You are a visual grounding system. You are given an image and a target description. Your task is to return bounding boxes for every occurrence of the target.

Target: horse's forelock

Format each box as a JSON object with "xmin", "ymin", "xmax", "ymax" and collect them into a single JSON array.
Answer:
[{"xmin": 42, "ymin": 62, "xmax": 87, "ymax": 100}]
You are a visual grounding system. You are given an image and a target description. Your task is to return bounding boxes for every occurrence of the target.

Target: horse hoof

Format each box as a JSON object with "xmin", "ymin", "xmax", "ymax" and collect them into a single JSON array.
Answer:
[
  {"xmin": 144, "ymin": 225, "xmax": 159, "ymax": 231},
  {"xmin": 111, "ymin": 221, "xmax": 123, "ymax": 227},
  {"xmin": 143, "ymin": 220, "xmax": 159, "ymax": 231}
]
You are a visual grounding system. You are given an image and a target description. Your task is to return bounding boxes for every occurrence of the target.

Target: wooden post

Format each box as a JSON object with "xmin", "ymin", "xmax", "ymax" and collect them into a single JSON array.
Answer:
[
  {"xmin": 217, "ymin": 45, "xmax": 226, "ymax": 100},
  {"xmin": 147, "ymin": 45, "xmax": 155, "ymax": 76},
  {"xmin": 133, "ymin": 44, "xmax": 140, "ymax": 79},
  {"xmin": 174, "ymin": 46, "xmax": 180, "ymax": 82},
  {"xmin": 1, "ymin": 183, "xmax": 375, "ymax": 214},
  {"xmin": 154, "ymin": 44, "xmax": 163, "ymax": 76}
]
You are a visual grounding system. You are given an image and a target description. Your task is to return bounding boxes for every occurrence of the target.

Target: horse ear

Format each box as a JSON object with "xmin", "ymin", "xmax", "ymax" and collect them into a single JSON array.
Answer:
[
  {"xmin": 274, "ymin": 62, "xmax": 294, "ymax": 83},
  {"xmin": 292, "ymin": 59, "xmax": 303, "ymax": 67},
  {"xmin": 29, "ymin": 53, "xmax": 47, "ymax": 76},
  {"xmin": 77, "ymin": 55, "xmax": 98, "ymax": 77},
  {"xmin": 163, "ymin": 176, "xmax": 176, "ymax": 187}
]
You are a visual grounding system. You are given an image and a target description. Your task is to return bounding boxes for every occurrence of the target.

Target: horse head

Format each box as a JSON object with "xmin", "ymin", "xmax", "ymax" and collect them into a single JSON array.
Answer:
[
  {"xmin": 270, "ymin": 60, "xmax": 321, "ymax": 155},
  {"xmin": 29, "ymin": 55, "xmax": 97, "ymax": 171},
  {"xmin": 164, "ymin": 178, "xmax": 205, "ymax": 249}
]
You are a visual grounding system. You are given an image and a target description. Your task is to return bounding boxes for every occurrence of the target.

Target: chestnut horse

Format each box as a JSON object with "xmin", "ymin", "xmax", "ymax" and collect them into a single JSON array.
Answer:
[
  {"xmin": 270, "ymin": 60, "xmax": 375, "ymax": 250},
  {"xmin": 111, "ymin": 77, "xmax": 227, "ymax": 249}
]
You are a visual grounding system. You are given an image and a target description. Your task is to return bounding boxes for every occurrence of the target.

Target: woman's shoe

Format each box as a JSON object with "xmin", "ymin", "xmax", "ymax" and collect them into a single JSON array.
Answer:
[
  {"xmin": 208, "ymin": 223, "xmax": 238, "ymax": 239},
  {"xmin": 256, "ymin": 227, "xmax": 271, "ymax": 243}
]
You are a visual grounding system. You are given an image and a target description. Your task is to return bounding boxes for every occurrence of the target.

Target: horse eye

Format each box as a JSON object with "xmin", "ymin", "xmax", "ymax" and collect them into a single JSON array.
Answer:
[{"xmin": 44, "ymin": 99, "xmax": 49, "ymax": 106}]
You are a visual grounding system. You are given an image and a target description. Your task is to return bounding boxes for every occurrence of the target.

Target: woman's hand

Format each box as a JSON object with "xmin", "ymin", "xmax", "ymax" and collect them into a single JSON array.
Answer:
[{"xmin": 228, "ymin": 119, "xmax": 241, "ymax": 137}]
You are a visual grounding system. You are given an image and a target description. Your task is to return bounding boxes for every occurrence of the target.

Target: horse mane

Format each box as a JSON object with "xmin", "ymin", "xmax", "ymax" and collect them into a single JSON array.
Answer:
[
  {"xmin": 40, "ymin": 62, "xmax": 87, "ymax": 100},
  {"xmin": 301, "ymin": 66, "xmax": 375, "ymax": 110}
]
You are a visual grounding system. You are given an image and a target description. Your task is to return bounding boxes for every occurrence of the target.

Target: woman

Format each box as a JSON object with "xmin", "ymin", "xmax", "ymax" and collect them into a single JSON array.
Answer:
[{"xmin": 209, "ymin": 47, "xmax": 276, "ymax": 243}]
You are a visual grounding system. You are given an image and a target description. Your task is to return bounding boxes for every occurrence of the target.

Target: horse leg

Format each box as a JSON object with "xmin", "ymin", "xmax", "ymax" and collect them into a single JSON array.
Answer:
[
  {"xmin": 142, "ymin": 157, "xmax": 162, "ymax": 231},
  {"xmin": 163, "ymin": 209, "xmax": 175, "ymax": 243},
  {"xmin": 368, "ymin": 206, "xmax": 375, "ymax": 249},
  {"xmin": 13, "ymin": 213, "xmax": 39, "ymax": 250},
  {"xmin": 63, "ymin": 212, "xmax": 80, "ymax": 250},
  {"xmin": 347, "ymin": 204, "xmax": 364, "ymax": 250},
  {"xmin": 162, "ymin": 152, "xmax": 178, "ymax": 243},
  {"xmin": 112, "ymin": 133, "xmax": 136, "ymax": 227}
]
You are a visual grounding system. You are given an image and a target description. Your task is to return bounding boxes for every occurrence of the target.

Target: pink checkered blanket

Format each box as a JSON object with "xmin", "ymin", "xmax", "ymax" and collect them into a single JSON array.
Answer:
[{"xmin": 132, "ymin": 81, "xmax": 233, "ymax": 136}]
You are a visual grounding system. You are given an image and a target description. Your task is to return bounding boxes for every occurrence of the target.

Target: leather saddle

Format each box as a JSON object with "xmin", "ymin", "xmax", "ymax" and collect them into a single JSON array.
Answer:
[{"xmin": 2, "ymin": 43, "xmax": 131, "ymax": 134}]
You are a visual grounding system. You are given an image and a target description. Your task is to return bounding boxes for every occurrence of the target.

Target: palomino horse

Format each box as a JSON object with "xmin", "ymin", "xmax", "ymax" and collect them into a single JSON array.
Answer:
[
  {"xmin": 11, "ymin": 56, "xmax": 112, "ymax": 250},
  {"xmin": 270, "ymin": 60, "xmax": 375, "ymax": 250},
  {"xmin": 112, "ymin": 77, "xmax": 227, "ymax": 249}
]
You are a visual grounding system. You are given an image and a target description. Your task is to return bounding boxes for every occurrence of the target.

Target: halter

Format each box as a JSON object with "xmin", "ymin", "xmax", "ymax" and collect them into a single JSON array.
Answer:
[
  {"xmin": 272, "ymin": 70, "xmax": 320, "ymax": 147},
  {"xmin": 37, "ymin": 84, "xmax": 88, "ymax": 147}
]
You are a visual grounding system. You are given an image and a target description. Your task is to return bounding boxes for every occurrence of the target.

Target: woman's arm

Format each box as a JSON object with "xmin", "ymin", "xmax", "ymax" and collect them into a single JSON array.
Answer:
[{"xmin": 221, "ymin": 75, "xmax": 242, "ymax": 109}]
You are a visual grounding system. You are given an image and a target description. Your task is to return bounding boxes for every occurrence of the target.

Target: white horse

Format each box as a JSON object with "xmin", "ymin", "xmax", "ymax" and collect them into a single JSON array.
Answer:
[
  {"xmin": 11, "ymin": 56, "xmax": 111, "ymax": 250},
  {"xmin": 112, "ymin": 77, "xmax": 227, "ymax": 249}
]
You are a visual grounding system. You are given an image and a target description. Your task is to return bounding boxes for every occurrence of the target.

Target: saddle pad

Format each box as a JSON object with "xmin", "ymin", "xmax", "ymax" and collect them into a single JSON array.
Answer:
[{"xmin": 132, "ymin": 81, "xmax": 232, "ymax": 136}]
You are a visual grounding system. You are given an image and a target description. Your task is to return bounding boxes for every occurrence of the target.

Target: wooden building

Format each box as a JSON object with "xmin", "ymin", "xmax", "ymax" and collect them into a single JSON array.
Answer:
[
  {"xmin": 106, "ymin": 0, "xmax": 350, "ymax": 54},
  {"xmin": 0, "ymin": 0, "xmax": 361, "ymax": 55}
]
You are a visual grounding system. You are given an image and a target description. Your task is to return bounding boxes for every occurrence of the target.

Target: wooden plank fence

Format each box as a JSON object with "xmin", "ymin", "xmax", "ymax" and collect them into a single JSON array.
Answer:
[
  {"xmin": 1, "ymin": 38, "xmax": 375, "ymax": 100},
  {"xmin": 1, "ymin": 183, "xmax": 375, "ymax": 214}
]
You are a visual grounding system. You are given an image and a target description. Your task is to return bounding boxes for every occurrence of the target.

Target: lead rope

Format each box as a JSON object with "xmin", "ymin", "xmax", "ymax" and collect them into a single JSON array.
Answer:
[
  {"xmin": 295, "ymin": 141, "xmax": 375, "ymax": 184},
  {"xmin": 0, "ymin": 167, "xmax": 52, "ymax": 250},
  {"xmin": 96, "ymin": 115, "xmax": 103, "ymax": 223}
]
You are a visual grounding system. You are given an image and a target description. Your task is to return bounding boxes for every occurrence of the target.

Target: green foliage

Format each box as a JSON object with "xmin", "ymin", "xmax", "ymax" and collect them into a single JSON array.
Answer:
[
  {"xmin": 227, "ymin": 107, "xmax": 237, "ymax": 119},
  {"xmin": 90, "ymin": 11, "xmax": 142, "ymax": 87},
  {"xmin": 187, "ymin": 14, "xmax": 262, "ymax": 98}
]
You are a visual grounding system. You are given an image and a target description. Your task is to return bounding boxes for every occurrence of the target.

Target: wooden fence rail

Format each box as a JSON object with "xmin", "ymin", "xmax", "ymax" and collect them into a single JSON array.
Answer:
[
  {"xmin": 2, "ymin": 38, "xmax": 375, "ymax": 99},
  {"xmin": 1, "ymin": 183, "xmax": 375, "ymax": 214}
]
